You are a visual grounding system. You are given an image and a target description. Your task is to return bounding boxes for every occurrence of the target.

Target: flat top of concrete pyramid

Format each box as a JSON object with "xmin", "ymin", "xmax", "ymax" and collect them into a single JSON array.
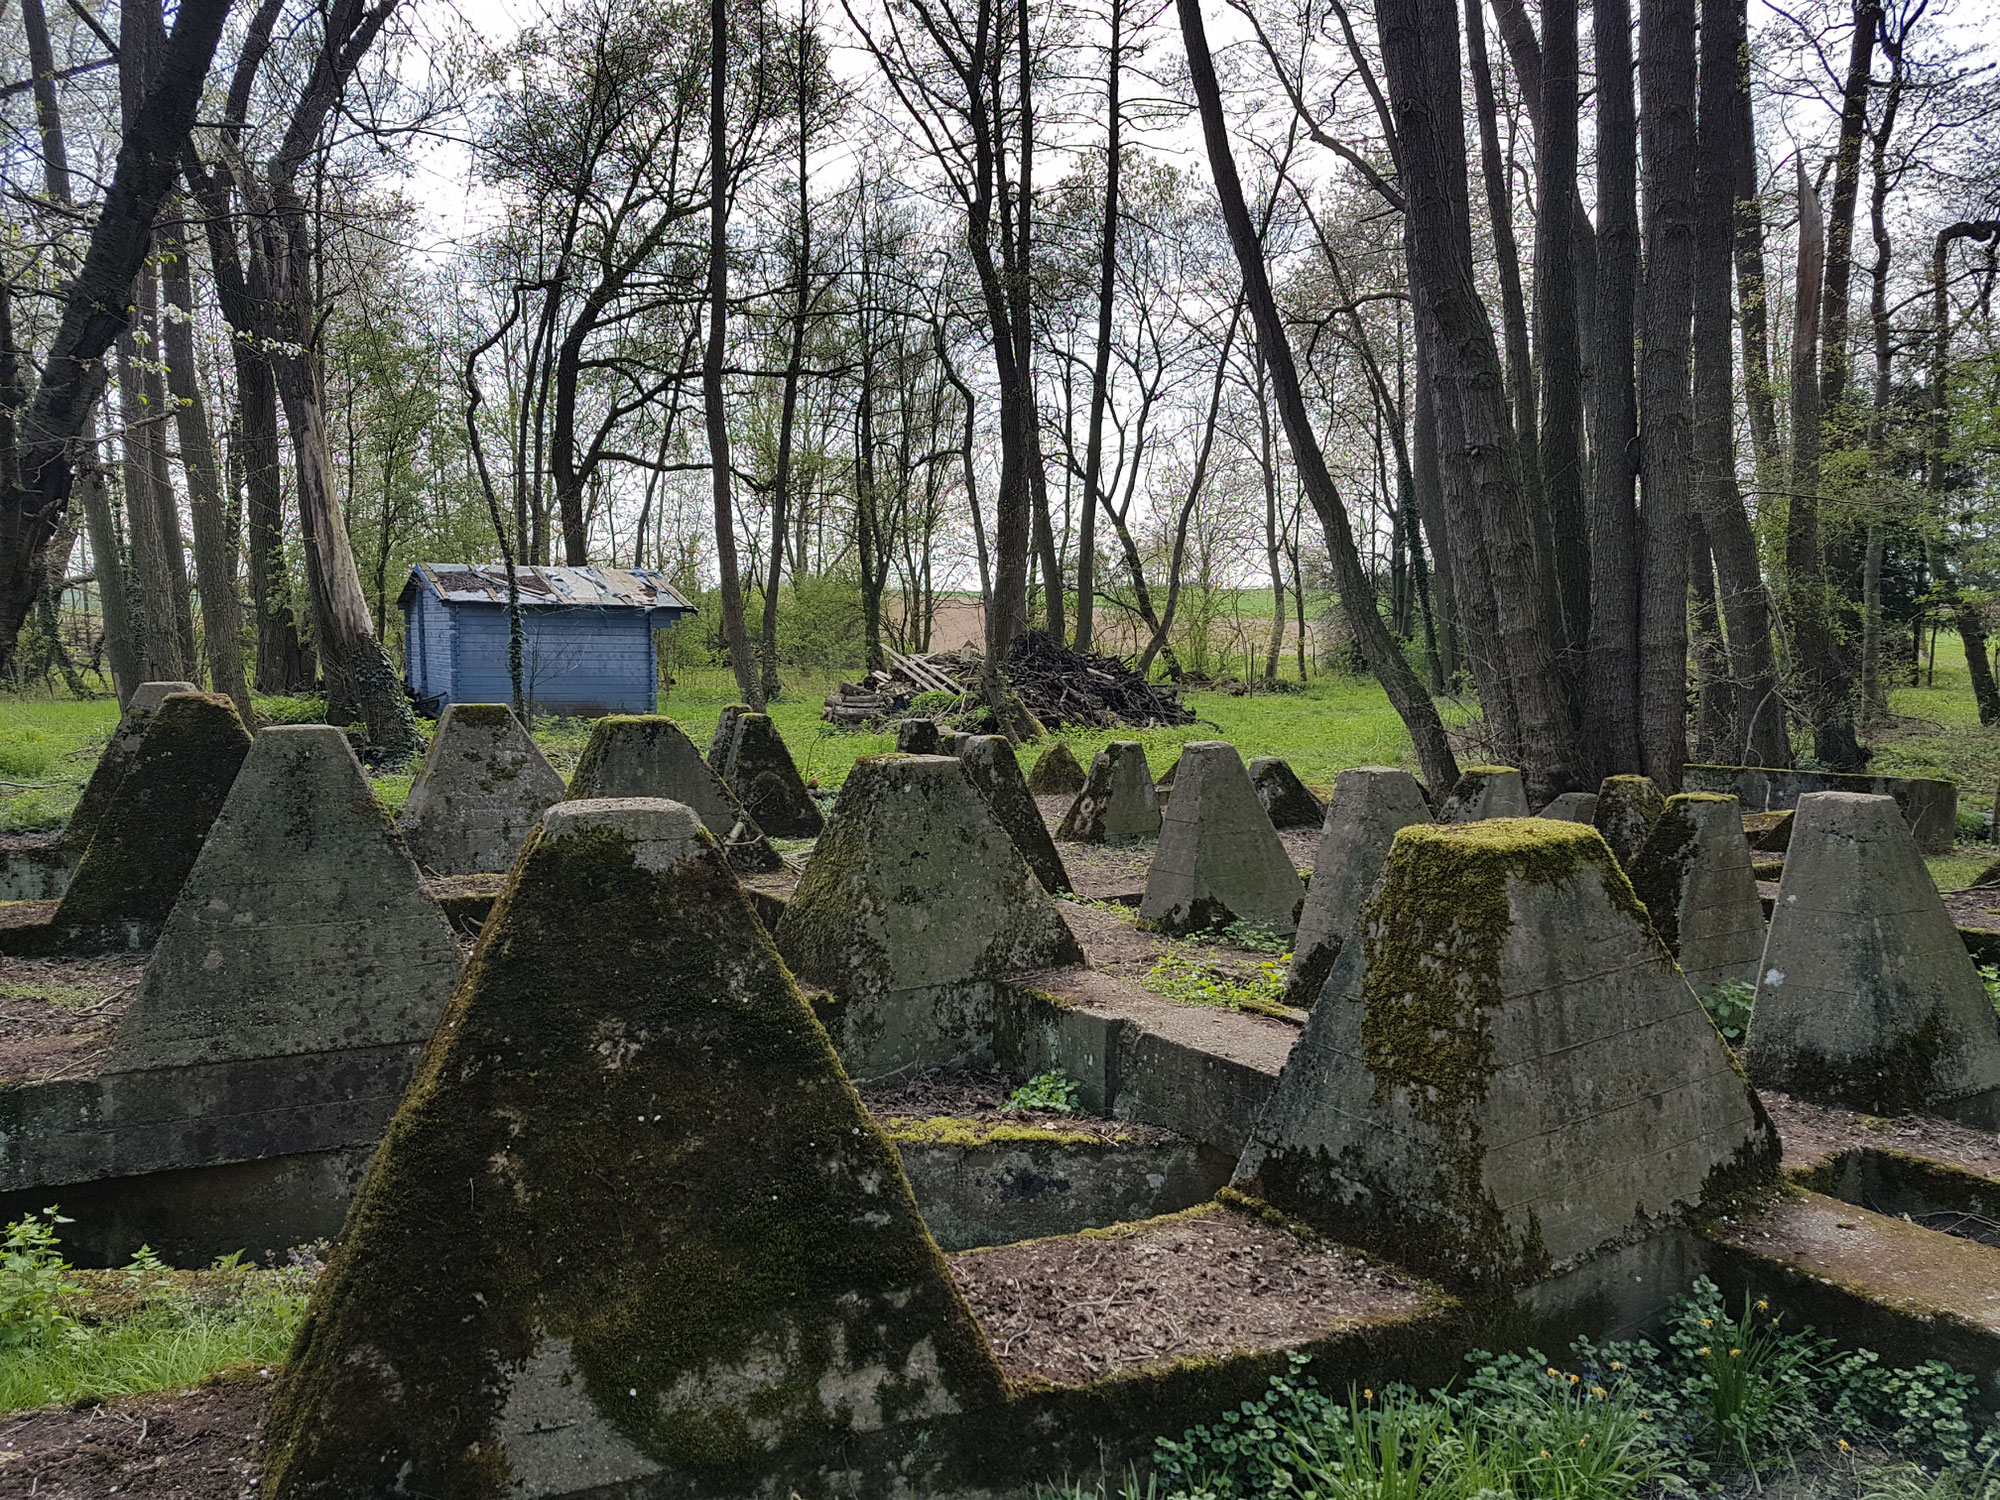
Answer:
[
  {"xmin": 542, "ymin": 798, "xmax": 707, "ymax": 865},
  {"xmin": 439, "ymin": 702, "xmax": 519, "ymax": 728},
  {"xmin": 1459, "ymin": 764, "xmax": 1517, "ymax": 777},
  {"xmin": 126, "ymin": 681, "xmax": 197, "ymax": 717},
  {"xmin": 1799, "ymin": 790, "xmax": 1899, "ymax": 815},
  {"xmin": 1181, "ymin": 739, "xmax": 1232, "ymax": 755},
  {"xmin": 1678, "ymin": 791, "xmax": 1737, "ymax": 805}
]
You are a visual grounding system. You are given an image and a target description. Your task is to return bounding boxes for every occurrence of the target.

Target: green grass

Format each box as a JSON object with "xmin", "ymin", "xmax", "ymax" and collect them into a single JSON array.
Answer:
[{"xmin": 0, "ymin": 698, "xmax": 118, "ymax": 832}]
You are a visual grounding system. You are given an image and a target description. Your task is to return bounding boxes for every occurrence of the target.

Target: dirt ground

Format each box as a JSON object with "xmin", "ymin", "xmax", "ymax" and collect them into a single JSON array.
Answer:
[
  {"xmin": 1767, "ymin": 1090, "xmax": 2000, "ymax": 1180},
  {"xmin": 949, "ymin": 1205, "xmax": 1427, "ymax": 1386},
  {"xmin": 0, "ymin": 1375, "xmax": 272, "ymax": 1500},
  {"xmin": 0, "ymin": 954, "xmax": 141, "ymax": 1081}
]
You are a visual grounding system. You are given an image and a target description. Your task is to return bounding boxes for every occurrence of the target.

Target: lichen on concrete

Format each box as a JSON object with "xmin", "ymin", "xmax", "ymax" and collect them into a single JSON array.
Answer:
[
  {"xmin": 61, "ymin": 680, "xmax": 195, "ymax": 855},
  {"xmin": 1283, "ymin": 767, "xmax": 1431, "ymax": 1009},
  {"xmin": 959, "ymin": 735, "xmax": 1072, "ymax": 895},
  {"xmin": 399, "ymin": 704, "xmax": 565, "ymax": 876},
  {"xmin": 1235, "ymin": 817, "xmax": 1778, "ymax": 1296},
  {"xmin": 106, "ymin": 725, "xmax": 461, "ymax": 1071},
  {"xmin": 1436, "ymin": 766, "xmax": 1528, "ymax": 823},
  {"xmin": 1626, "ymin": 792, "xmax": 1763, "ymax": 994},
  {"xmin": 1593, "ymin": 775, "xmax": 1667, "ymax": 869},
  {"xmin": 260, "ymin": 797, "xmax": 1005, "ymax": 1499},
  {"xmin": 51, "ymin": 693, "xmax": 252, "ymax": 953},
  {"xmin": 565, "ymin": 715, "xmax": 782, "ymax": 873},
  {"xmin": 1747, "ymin": 792, "xmax": 2000, "ymax": 1126},
  {"xmin": 776, "ymin": 756, "xmax": 1082, "ymax": 1080},
  {"xmin": 1057, "ymin": 742, "xmax": 1160, "ymax": 844},
  {"xmin": 1248, "ymin": 757, "xmax": 1326, "ymax": 830},
  {"xmin": 1139, "ymin": 742, "xmax": 1303, "ymax": 937},
  {"xmin": 1027, "ymin": 741, "xmax": 1087, "ymax": 796},
  {"xmin": 711, "ymin": 712, "xmax": 824, "ymax": 839}
]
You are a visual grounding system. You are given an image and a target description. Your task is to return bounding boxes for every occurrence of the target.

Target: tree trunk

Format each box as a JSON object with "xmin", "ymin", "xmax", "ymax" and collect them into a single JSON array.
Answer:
[
  {"xmin": 158, "ymin": 213, "xmax": 252, "ymax": 722},
  {"xmin": 1535, "ymin": 0, "xmax": 1589, "ymax": 662},
  {"xmin": 78, "ymin": 437, "xmax": 139, "ymax": 704},
  {"xmin": 135, "ymin": 268, "xmax": 198, "ymax": 674},
  {"xmin": 1694, "ymin": 0, "xmax": 1788, "ymax": 765},
  {"xmin": 116, "ymin": 332, "xmax": 182, "ymax": 679},
  {"xmin": 1787, "ymin": 168, "xmax": 1864, "ymax": 766},
  {"xmin": 1074, "ymin": 0, "xmax": 1122, "ymax": 654},
  {"xmin": 1377, "ymin": 0, "xmax": 1575, "ymax": 796},
  {"xmin": 707, "ymin": 0, "xmax": 760, "ymax": 706},
  {"xmin": 1731, "ymin": 78, "xmax": 1780, "ymax": 478},
  {"xmin": 1636, "ymin": 0, "xmax": 1698, "ymax": 789},
  {"xmin": 0, "ymin": 0, "xmax": 233, "ymax": 670},
  {"xmin": 1182, "ymin": 0, "xmax": 1460, "ymax": 796},
  {"xmin": 1819, "ymin": 0, "xmax": 1882, "ymax": 423},
  {"xmin": 1587, "ymin": 0, "xmax": 1642, "ymax": 775},
  {"xmin": 1689, "ymin": 517, "xmax": 1734, "ymax": 760}
]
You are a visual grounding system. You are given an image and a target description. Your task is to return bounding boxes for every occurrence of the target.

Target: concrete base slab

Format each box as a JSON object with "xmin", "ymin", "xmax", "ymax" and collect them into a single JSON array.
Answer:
[{"xmin": 0, "ymin": 840, "xmax": 75, "ymax": 901}]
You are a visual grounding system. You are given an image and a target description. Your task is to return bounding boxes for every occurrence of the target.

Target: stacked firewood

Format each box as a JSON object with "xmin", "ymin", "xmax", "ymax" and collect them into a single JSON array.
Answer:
[{"xmin": 820, "ymin": 633, "xmax": 1193, "ymax": 730}]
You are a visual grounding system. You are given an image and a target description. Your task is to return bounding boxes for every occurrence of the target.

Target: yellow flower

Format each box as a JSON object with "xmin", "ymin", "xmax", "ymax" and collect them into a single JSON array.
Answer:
[
  {"xmin": 1578, "ymin": 1437, "xmax": 1589, "ymax": 1447},
  {"xmin": 1364, "ymin": 1389, "xmax": 1373, "ymax": 1401},
  {"xmin": 1568, "ymin": 1373, "xmax": 1580, "ymax": 1385},
  {"xmin": 1547, "ymin": 1367, "xmax": 1561, "ymax": 1379},
  {"xmin": 1609, "ymin": 1361, "xmax": 1624, "ymax": 1371},
  {"xmin": 1698, "ymin": 1346, "xmax": 1712, "ymax": 1356},
  {"xmin": 1730, "ymin": 1348, "xmax": 1742, "ymax": 1358},
  {"xmin": 1757, "ymin": 1299, "xmax": 1770, "ymax": 1312},
  {"xmin": 1591, "ymin": 1386, "xmax": 1607, "ymax": 1398},
  {"xmin": 1840, "ymin": 1440, "xmax": 1852, "ymax": 1453},
  {"xmin": 1700, "ymin": 1317, "xmax": 1713, "ymax": 1328},
  {"xmin": 1540, "ymin": 1450, "xmax": 1551, "ymax": 1460}
]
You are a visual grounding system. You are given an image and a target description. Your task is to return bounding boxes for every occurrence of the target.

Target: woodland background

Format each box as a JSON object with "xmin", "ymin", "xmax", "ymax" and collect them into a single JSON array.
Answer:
[{"xmin": 0, "ymin": 0, "xmax": 1996, "ymax": 804}]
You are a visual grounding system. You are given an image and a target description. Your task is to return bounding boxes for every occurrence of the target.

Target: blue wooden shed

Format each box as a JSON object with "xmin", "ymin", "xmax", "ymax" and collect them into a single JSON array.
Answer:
[{"xmin": 399, "ymin": 563, "xmax": 696, "ymax": 717}]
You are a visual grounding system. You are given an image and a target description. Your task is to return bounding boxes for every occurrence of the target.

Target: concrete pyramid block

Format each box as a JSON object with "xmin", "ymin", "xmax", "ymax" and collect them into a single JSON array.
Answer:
[
  {"xmin": 896, "ymin": 718, "xmax": 943, "ymax": 754},
  {"xmin": 1627, "ymin": 793, "xmax": 1764, "ymax": 997},
  {"xmin": 105, "ymin": 725, "xmax": 461, "ymax": 1071},
  {"xmin": 261, "ymin": 798, "xmax": 1004, "ymax": 1499},
  {"xmin": 63, "ymin": 680, "xmax": 197, "ymax": 854},
  {"xmin": 51, "ymin": 693, "xmax": 252, "ymax": 952},
  {"xmin": 1747, "ymin": 792, "xmax": 2000, "ymax": 1126},
  {"xmin": 706, "ymin": 702, "xmax": 750, "ymax": 767},
  {"xmin": 1249, "ymin": 756, "xmax": 1327, "ymax": 830},
  {"xmin": 960, "ymin": 735, "xmax": 1071, "ymax": 895},
  {"xmin": 1282, "ymin": 767, "xmax": 1432, "ymax": 1009},
  {"xmin": 565, "ymin": 715, "xmax": 781, "ymax": 873},
  {"xmin": 1140, "ymin": 741, "xmax": 1305, "ymax": 936},
  {"xmin": 1537, "ymin": 791, "xmax": 1598, "ymax": 823},
  {"xmin": 1055, "ymin": 740, "xmax": 1160, "ymax": 842},
  {"xmin": 1235, "ymin": 817, "xmax": 1777, "ymax": 1295},
  {"xmin": 776, "ymin": 755, "xmax": 1082, "ymax": 1079},
  {"xmin": 1594, "ymin": 774, "xmax": 1667, "ymax": 868},
  {"xmin": 711, "ymin": 711, "xmax": 824, "ymax": 838},
  {"xmin": 1437, "ymin": 765, "xmax": 1528, "ymax": 822},
  {"xmin": 1027, "ymin": 740, "xmax": 1086, "ymax": 795},
  {"xmin": 400, "ymin": 704, "xmax": 565, "ymax": 876}
]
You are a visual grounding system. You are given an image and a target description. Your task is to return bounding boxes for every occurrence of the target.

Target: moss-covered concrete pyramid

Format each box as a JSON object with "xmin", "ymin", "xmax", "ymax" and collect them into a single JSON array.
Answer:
[
  {"xmin": 1594, "ymin": 774, "xmax": 1667, "ymax": 868},
  {"xmin": 1437, "ymin": 765, "xmax": 1527, "ymax": 822},
  {"xmin": 895, "ymin": 718, "xmax": 943, "ymax": 754},
  {"xmin": 706, "ymin": 702, "xmax": 749, "ymax": 767},
  {"xmin": 1627, "ymin": 792, "xmax": 1764, "ymax": 997},
  {"xmin": 710, "ymin": 711, "xmax": 823, "ymax": 838},
  {"xmin": 1249, "ymin": 756, "xmax": 1326, "ymax": 830},
  {"xmin": 1140, "ymin": 741, "xmax": 1304, "ymax": 936},
  {"xmin": 106, "ymin": 725, "xmax": 461, "ymax": 1071},
  {"xmin": 566, "ymin": 715, "xmax": 781, "ymax": 873},
  {"xmin": 50, "ymin": 692, "xmax": 251, "ymax": 952},
  {"xmin": 1537, "ymin": 791, "xmax": 1598, "ymax": 823},
  {"xmin": 261, "ymin": 798, "xmax": 1004, "ymax": 1498},
  {"xmin": 1055, "ymin": 740, "xmax": 1160, "ymax": 842},
  {"xmin": 1282, "ymin": 766, "xmax": 1432, "ymax": 1009},
  {"xmin": 400, "ymin": 704, "xmax": 566, "ymax": 875},
  {"xmin": 62, "ymin": 679, "xmax": 196, "ymax": 854},
  {"xmin": 959, "ymin": 735, "xmax": 1071, "ymax": 895},
  {"xmin": 1235, "ymin": 818, "xmax": 1777, "ymax": 1295},
  {"xmin": 776, "ymin": 755, "xmax": 1082, "ymax": 1079},
  {"xmin": 1747, "ymin": 792, "xmax": 2000, "ymax": 1126},
  {"xmin": 1027, "ymin": 740, "xmax": 1086, "ymax": 795}
]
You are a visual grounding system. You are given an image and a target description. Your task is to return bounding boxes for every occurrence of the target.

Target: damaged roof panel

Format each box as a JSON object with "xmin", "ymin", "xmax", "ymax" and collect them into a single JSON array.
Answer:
[{"xmin": 401, "ymin": 563, "xmax": 696, "ymax": 613}]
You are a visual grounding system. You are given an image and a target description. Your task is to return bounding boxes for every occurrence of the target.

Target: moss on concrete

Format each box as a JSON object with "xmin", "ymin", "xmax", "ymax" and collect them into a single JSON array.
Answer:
[
  {"xmin": 51, "ymin": 693, "xmax": 251, "ymax": 952},
  {"xmin": 1593, "ymin": 775, "xmax": 1667, "ymax": 869},
  {"xmin": 261, "ymin": 804, "xmax": 1003, "ymax": 1498}
]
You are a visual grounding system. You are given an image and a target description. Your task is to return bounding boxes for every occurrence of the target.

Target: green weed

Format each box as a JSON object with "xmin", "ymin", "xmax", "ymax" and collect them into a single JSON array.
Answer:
[
  {"xmin": 1003, "ymin": 1071, "xmax": 1082, "ymax": 1115},
  {"xmin": 0, "ymin": 1209, "xmax": 316, "ymax": 1415},
  {"xmin": 1698, "ymin": 978, "xmax": 1757, "ymax": 1045},
  {"xmin": 1142, "ymin": 946, "xmax": 1289, "ymax": 1014}
]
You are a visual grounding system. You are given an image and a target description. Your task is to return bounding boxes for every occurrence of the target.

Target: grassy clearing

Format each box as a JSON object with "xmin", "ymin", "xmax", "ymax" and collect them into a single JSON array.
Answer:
[
  {"xmin": 1042, "ymin": 1277, "xmax": 2000, "ymax": 1500},
  {"xmin": 0, "ymin": 1210, "xmax": 313, "ymax": 1415}
]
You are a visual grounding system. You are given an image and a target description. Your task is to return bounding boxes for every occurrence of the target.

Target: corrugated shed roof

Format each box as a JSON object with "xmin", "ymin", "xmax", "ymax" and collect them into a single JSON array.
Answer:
[{"xmin": 402, "ymin": 563, "xmax": 696, "ymax": 612}]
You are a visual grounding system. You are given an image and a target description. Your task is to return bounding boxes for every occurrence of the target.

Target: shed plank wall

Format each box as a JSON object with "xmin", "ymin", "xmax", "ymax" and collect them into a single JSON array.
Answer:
[{"xmin": 451, "ymin": 606, "xmax": 656, "ymax": 714}]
